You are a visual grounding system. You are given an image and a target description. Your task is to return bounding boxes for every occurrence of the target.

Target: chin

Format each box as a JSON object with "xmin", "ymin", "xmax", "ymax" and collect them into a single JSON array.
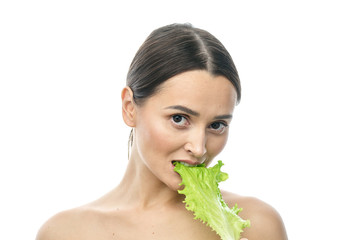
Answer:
[{"xmin": 166, "ymin": 177, "xmax": 184, "ymax": 192}]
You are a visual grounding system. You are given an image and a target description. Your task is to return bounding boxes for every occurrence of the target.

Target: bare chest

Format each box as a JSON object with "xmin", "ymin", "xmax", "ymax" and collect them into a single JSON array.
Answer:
[{"xmin": 83, "ymin": 208, "xmax": 220, "ymax": 240}]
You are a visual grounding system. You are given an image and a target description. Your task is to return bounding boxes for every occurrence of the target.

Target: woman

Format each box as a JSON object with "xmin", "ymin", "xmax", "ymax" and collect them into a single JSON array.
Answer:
[{"xmin": 37, "ymin": 23, "xmax": 287, "ymax": 240}]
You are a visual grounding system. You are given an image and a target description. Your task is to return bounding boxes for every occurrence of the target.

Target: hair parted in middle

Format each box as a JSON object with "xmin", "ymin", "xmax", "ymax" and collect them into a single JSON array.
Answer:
[{"xmin": 126, "ymin": 23, "xmax": 241, "ymax": 106}]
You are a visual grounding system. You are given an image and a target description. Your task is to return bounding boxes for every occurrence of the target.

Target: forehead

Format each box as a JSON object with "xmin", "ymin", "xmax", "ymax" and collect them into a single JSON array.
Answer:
[{"xmin": 144, "ymin": 70, "xmax": 237, "ymax": 114}]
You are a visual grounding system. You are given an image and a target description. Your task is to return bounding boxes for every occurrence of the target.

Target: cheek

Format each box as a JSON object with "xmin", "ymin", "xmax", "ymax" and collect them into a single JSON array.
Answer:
[
  {"xmin": 137, "ymin": 118, "xmax": 178, "ymax": 158},
  {"xmin": 207, "ymin": 133, "xmax": 229, "ymax": 157}
]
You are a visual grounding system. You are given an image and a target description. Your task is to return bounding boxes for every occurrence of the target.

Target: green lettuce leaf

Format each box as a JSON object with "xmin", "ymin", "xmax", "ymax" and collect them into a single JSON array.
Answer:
[{"xmin": 174, "ymin": 160, "xmax": 250, "ymax": 240}]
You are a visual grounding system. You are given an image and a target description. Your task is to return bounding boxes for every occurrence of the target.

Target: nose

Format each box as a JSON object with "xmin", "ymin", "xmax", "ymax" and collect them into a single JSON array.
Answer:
[{"xmin": 184, "ymin": 129, "xmax": 207, "ymax": 159}]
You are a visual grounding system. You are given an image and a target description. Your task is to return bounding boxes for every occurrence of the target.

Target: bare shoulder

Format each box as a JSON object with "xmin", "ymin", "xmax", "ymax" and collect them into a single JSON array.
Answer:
[
  {"xmin": 221, "ymin": 190, "xmax": 288, "ymax": 240},
  {"xmin": 36, "ymin": 207, "xmax": 97, "ymax": 240}
]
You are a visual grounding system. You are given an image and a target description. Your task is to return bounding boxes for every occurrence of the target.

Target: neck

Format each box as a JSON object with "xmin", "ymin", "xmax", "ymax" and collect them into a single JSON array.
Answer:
[{"xmin": 113, "ymin": 152, "xmax": 183, "ymax": 210}]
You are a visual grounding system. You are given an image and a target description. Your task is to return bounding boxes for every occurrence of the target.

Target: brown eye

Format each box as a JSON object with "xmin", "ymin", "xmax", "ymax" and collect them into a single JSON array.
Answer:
[
  {"xmin": 210, "ymin": 122, "xmax": 221, "ymax": 129},
  {"xmin": 172, "ymin": 115, "xmax": 183, "ymax": 123},
  {"xmin": 209, "ymin": 121, "xmax": 228, "ymax": 134},
  {"xmin": 171, "ymin": 114, "xmax": 188, "ymax": 127}
]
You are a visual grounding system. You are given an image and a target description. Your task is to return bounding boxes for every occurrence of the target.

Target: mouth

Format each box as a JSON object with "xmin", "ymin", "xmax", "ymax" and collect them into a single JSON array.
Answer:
[{"xmin": 172, "ymin": 160, "xmax": 203, "ymax": 167}]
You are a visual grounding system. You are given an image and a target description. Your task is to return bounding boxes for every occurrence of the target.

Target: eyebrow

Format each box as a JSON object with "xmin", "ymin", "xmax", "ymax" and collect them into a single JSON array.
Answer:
[
  {"xmin": 165, "ymin": 105, "xmax": 199, "ymax": 116},
  {"xmin": 165, "ymin": 105, "xmax": 233, "ymax": 120},
  {"xmin": 214, "ymin": 114, "xmax": 233, "ymax": 120}
]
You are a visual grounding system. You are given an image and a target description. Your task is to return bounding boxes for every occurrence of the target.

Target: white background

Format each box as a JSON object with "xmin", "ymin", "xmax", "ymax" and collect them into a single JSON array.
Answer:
[{"xmin": 1, "ymin": 1, "xmax": 359, "ymax": 239}]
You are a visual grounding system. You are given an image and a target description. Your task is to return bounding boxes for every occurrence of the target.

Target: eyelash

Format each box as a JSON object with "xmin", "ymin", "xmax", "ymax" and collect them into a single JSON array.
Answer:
[
  {"xmin": 171, "ymin": 114, "xmax": 189, "ymax": 128},
  {"xmin": 170, "ymin": 114, "xmax": 228, "ymax": 134}
]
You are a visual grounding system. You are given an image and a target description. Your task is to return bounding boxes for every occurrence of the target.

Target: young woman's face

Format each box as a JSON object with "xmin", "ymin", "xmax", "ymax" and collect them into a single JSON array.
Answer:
[{"xmin": 132, "ymin": 70, "xmax": 237, "ymax": 191}]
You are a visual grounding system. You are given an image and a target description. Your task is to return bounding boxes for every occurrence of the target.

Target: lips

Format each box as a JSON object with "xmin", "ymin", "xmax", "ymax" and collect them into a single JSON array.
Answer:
[{"xmin": 172, "ymin": 160, "xmax": 202, "ymax": 167}]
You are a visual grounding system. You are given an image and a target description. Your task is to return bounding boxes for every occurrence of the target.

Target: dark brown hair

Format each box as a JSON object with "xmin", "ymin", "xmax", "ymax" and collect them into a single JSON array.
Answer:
[{"xmin": 126, "ymin": 23, "xmax": 241, "ymax": 105}]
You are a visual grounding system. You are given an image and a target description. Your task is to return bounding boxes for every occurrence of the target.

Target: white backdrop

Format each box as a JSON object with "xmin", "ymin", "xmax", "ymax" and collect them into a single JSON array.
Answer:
[{"xmin": 1, "ymin": 1, "xmax": 359, "ymax": 239}]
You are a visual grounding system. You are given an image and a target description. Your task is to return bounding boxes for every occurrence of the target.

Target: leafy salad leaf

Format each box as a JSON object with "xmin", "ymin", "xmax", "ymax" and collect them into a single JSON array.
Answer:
[{"xmin": 174, "ymin": 160, "xmax": 250, "ymax": 240}]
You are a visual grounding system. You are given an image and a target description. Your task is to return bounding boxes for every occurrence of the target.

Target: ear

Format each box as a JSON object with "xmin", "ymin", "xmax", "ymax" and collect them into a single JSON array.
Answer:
[{"xmin": 121, "ymin": 86, "xmax": 136, "ymax": 127}]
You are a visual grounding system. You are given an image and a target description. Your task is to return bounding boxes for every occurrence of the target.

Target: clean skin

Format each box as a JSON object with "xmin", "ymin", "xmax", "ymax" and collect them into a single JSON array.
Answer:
[{"xmin": 36, "ymin": 70, "xmax": 287, "ymax": 240}]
